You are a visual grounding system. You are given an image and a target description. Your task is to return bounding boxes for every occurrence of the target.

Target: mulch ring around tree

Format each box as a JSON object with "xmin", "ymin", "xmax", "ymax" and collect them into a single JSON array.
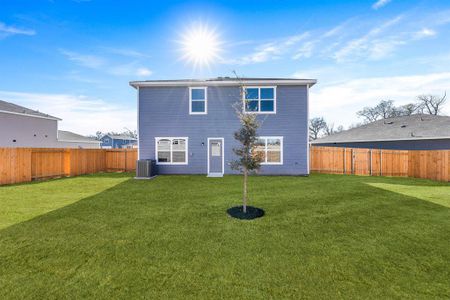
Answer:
[{"xmin": 227, "ymin": 206, "xmax": 265, "ymax": 220}]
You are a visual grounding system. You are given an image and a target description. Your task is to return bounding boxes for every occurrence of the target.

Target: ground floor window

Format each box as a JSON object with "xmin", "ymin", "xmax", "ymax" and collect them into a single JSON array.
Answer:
[
  {"xmin": 254, "ymin": 136, "xmax": 283, "ymax": 164},
  {"xmin": 155, "ymin": 137, "xmax": 188, "ymax": 165}
]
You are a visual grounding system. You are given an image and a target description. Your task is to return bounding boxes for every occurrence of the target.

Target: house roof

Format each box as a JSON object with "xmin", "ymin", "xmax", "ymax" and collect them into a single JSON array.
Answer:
[
  {"xmin": 0, "ymin": 99, "xmax": 61, "ymax": 121},
  {"xmin": 103, "ymin": 134, "xmax": 137, "ymax": 141},
  {"xmin": 130, "ymin": 77, "xmax": 317, "ymax": 88},
  {"xmin": 312, "ymin": 114, "xmax": 450, "ymax": 144},
  {"xmin": 58, "ymin": 130, "xmax": 101, "ymax": 143}
]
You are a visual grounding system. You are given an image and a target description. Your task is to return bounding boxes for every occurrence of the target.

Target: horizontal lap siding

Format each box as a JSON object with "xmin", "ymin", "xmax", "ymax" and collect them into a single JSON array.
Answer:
[{"xmin": 138, "ymin": 85, "xmax": 309, "ymax": 175}]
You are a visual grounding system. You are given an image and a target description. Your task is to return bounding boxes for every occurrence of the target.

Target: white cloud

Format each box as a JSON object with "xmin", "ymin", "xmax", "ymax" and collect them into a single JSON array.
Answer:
[
  {"xmin": 226, "ymin": 32, "xmax": 310, "ymax": 64},
  {"xmin": 0, "ymin": 22, "xmax": 35, "ymax": 38},
  {"xmin": 108, "ymin": 62, "xmax": 153, "ymax": 77},
  {"xmin": 60, "ymin": 49, "xmax": 152, "ymax": 77},
  {"xmin": 413, "ymin": 28, "xmax": 437, "ymax": 39},
  {"xmin": 60, "ymin": 49, "xmax": 105, "ymax": 69},
  {"xmin": 372, "ymin": 0, "xmax": 392, "ymax": 10},
  {"xmin": 136, "ymin": 67, "xmax": 152, "ymax": 76},
  {"xmin": 101, "ymin": 47, "xmax": 150, "ymax": 58},
  {"xmin": 333, "ymin": 16, "xmax": 406, "ymax": 62},
  {"xmin": 292, "ymin": 41, "xmax": 317, "ymax": 60},
  {"xmin": 0, "ymin": 90, "xmax": 136, "ymax": 135},
  {"xmin": 310, "ymin": 72, "xmax": 450, "ymax": 127}
]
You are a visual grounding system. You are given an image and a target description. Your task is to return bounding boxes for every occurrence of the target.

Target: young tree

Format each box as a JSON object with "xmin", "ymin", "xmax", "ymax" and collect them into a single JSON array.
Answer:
[
  {"xmin": 230, "ymin": 84, "xmax": 263, "ymax": 214},
  {"xmin": 309, "ymin": 117, "xmax": 327, "ymax": 140},
  {"xmin": 417, "ymin": 92, "xmax": 447, "ymax": 115}
]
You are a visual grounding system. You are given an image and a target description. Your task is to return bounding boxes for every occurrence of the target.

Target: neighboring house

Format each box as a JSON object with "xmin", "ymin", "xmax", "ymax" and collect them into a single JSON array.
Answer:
[
  {"xmin": 312, "ymin": 114, "xmax": 450, "ymax": 150},
  {"xmin": 130, "ymin": 77, "xmax": 316, "ymax": 176},
  {"xmin": 101, "ymin": 134, "xmax": 137, "ymax": 149},
  {"xmin": 57, "ymin": 130, "xmax": 101, "ymax": 148},
  {"xmin": 0, "ymin": 99, "xmax": 100, "ymax": 148}
]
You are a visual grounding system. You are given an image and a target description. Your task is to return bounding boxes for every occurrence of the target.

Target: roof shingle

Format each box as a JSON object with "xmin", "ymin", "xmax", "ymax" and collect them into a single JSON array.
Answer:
[{"xmin": 313, "ymin": 114, "xmax": 450, "ymax": 144}]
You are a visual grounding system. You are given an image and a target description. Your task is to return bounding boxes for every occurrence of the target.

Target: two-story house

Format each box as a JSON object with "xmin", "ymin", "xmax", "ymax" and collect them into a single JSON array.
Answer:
[
  {"xmin": 0, "ymin": 99, "xmax": 101, "ymax": 148},
  {"xmin": 100, "ymin": 134, "xmax": 137, "ymax": 149},
  {"xmin": 130, "ymin": 77, "xmax": 316, "ymax": 176}
]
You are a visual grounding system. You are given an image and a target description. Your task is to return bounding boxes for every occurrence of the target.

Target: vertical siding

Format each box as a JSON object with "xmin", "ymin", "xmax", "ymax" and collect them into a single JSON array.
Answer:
[{"xmin": 138, "ymin": 85, "xmax": 309, "ymax": 175}]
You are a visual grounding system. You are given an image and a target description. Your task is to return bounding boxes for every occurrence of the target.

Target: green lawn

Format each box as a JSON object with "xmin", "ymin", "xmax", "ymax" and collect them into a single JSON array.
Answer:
[{"xmin": 0, "ymin": 173, "xmax": 449, "ymax": 299}]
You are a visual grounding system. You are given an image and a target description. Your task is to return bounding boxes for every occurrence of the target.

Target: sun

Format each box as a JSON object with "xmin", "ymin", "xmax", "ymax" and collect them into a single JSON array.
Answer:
[{"xmin": 179, "ymin": 24, "xmax": 222, "ymax": 68}]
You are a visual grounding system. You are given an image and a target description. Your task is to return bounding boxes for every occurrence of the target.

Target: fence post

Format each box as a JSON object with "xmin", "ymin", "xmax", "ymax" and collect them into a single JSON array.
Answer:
[
  {"xmin": 380, "ymin": 149, "xmax": 383, "ymax": 176},
  {"xmin": 63, "ymin": 149, "xmax": 71, "ymax": 177},
  {"xmin": 125, "ymin": 149, "xmax": 128, "ymax": 171},
  {"xmin": 351, "ymin": 149, "xmax": 354, "ymax": 175},
  {"xmin": 370, "ymin": 149, "xmax": 373, "ymax": 176},
  {"xmin": 343, "ymin": 148, "xmax": 346, "ymax": 175}
]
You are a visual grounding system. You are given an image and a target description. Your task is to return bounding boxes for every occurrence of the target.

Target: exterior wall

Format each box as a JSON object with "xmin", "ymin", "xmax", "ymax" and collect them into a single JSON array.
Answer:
[
  {"xmin": 315, "ymin": 139, "xmax": 450, "ymax": 150},
  {"xmin": 113, "ymin": 139, "xmax": 136, "ymax": 149},
  {"xmin": 138, "ymin": 85, "xmax": 309, "ymax": 175},
  {"xmin": 101, "ymin": 136, "xmax": 113, "ymax": 148},
  {"xmin": 101, "ymin": 136, "xmax": 136, "ymax": 148},
  {"xmin": 0, "ymin": 112, "xmax": 59, "ymax": 147}
]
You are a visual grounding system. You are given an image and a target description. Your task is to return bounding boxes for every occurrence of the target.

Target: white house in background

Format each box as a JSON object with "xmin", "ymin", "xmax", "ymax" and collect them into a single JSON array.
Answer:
[{"xmin": 0, "ymin": 99, "xmax": 101, "ymax": 148}]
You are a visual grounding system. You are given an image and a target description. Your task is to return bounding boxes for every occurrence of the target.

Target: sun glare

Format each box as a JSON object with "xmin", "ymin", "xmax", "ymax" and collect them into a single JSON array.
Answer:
[{"xmin": 179, "ymin": 24, "xmax": 222, "ymax": 68}]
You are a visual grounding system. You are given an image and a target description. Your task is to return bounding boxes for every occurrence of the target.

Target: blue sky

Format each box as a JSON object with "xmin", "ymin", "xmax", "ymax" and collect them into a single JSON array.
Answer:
[{"xmin": 1, "ymin": 0, "xmax": 450, "ymax": 134}]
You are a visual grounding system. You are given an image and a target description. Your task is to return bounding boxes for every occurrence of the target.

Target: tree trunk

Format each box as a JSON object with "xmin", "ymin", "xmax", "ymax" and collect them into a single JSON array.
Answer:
[{"xmin": 243, "ymin": 168, "xmax": 248, "ymax": 213}]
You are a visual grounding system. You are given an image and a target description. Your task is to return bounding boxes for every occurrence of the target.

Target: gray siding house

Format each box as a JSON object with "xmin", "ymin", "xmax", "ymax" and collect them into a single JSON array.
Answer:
[
  {"xmin": 130, "ymin": 77, "xmax": 316, "ymax": 176},
  {"xmin": 101, "ymin": 134, "xmax": 137, "ymax": 149},
  {"xmin": 313, "ymin": 114, "xmax": 450, "ymax": 150},
  {"xmin": 0, "ymin": 99, "xmax": 101, "ymax": 148}
]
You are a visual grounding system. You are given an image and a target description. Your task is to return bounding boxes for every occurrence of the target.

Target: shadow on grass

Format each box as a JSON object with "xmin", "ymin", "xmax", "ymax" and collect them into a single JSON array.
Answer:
[
  {"xmin": 0, "ymin": 172, "xmax": 133, "ymax": 230},
  {"xmin": 0, "ymin": 173, "xmax": 449, "ymax": 299}
]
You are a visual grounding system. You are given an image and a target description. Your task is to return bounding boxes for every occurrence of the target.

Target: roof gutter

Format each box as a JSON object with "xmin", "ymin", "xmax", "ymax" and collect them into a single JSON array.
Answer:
[
  {"xmin": 129, "ymin": 79, "xmax": 317, "ymax": 89},
  {"xmin": 312, "ymin": 136, "xmax": 450, "ymax": 144}
]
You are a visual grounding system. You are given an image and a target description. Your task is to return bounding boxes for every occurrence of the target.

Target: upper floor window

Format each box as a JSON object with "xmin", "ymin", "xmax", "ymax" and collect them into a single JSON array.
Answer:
[
  {"xmin": 244, "ymin": 87, "xmax": 276, "ymax": 114},
  {"xmin": 189, "ymin": 87, "xmax": 207, "ymax": 114},
  {"xmin": 155, "ymin": 137, "xmax": 188, "ymax": 165},
  {"xmin": 254, "ymin": 136, "xmax": 283, "ymax": 165}
]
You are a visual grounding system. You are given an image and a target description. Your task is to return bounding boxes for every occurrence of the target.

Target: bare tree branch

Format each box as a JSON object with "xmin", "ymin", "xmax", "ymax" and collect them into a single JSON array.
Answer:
[{"xmin": 417, "ymin": 92, "xmax": 447, "ymax": 115}]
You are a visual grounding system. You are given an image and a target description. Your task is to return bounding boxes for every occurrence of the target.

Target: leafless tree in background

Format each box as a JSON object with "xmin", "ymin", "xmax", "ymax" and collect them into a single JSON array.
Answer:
[
  {"xmin": 417, "ymin": 92, "xmax": 447, "ymax": 115},
  {"xmin": 324, "ymin": 123, "xmax": 344, "ymax": 136},
  {"xmin": 309, "ymin": 117, "xmax": 327, "ymax": 140}
]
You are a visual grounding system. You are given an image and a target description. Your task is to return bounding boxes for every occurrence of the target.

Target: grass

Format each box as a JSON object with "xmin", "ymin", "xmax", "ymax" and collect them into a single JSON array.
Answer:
[{"xmin": 0, "ymin": 173, "xmax": 449, "ymax": 299}]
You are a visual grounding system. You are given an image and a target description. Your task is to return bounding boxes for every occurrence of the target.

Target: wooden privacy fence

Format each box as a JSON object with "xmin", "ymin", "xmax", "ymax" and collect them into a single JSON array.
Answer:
[
  {"xmin": 310, "ymin": 146, "xmax": 450, "ymax": 182},
  {"xmin": 2, "ymin": 146, "xmax": 449, "ymax": 185},
  {"xmin": 0, "ymin": 148, "xmax": 137, "ymax": 185}
]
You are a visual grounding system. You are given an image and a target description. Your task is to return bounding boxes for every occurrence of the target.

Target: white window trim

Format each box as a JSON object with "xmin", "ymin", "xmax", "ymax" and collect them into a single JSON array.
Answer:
[
  {"xmin": 243, "ymin": 86, "xmax": 277, "ymax": 114},
  {"xmin": 257, "ymin": 136, "xmax": 283, "ymax": 165},
  {"xmin": 155, "ymin": 137, "xmax": 189, "ymax": 165},
  {"xmin": 189, "ymin": 87, "xmax": 207, "ymax": 115}
]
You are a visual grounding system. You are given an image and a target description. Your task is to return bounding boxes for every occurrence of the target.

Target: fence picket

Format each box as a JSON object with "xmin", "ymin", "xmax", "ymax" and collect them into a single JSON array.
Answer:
[{"xmin": 310, "ymin": 146, "xmax": 449, "ymax": 182}]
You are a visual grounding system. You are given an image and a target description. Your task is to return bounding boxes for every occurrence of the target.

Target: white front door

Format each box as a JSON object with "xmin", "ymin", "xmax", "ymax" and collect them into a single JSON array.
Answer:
[{"xmin": 207, "ymin": 138, "xmax": 224, "ymax": 177}]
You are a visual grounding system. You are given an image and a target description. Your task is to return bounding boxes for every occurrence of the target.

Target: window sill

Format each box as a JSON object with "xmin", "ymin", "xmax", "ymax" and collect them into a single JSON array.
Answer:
[{"xmin": 244, "ymin": 111, "xmax": 276, "ymax": 114}]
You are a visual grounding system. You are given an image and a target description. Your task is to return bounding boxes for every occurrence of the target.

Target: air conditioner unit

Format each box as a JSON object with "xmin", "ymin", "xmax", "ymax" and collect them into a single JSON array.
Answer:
[{"xmin": 135, "ymin": 159, "xmax": 156, "ymax": 179}]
